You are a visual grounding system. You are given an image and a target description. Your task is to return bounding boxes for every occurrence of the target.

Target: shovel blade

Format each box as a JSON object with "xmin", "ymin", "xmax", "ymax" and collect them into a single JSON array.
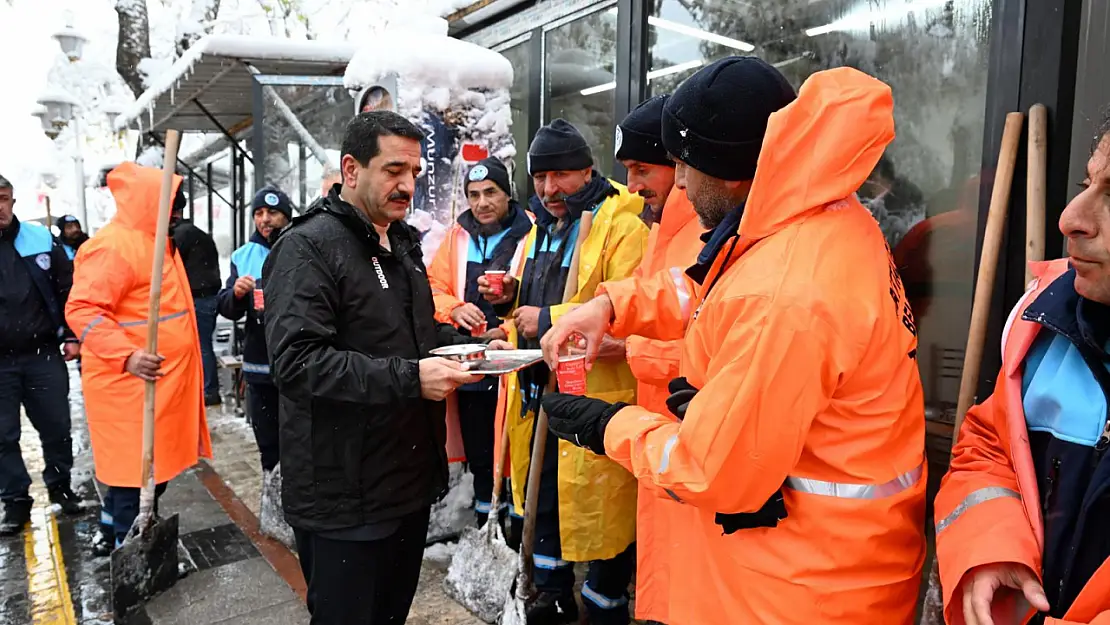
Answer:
[
  {"xmin": 444, "ymin": 524, "xmax": 518, "ymax": 623},
  {"xmin": 111, "ymin": 513, "xmax": 180, "ymax": 623}
]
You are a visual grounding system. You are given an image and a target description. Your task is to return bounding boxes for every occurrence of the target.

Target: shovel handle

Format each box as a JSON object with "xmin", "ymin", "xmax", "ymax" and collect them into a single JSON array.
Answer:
[
  {"xmin": 488, "ymin": 399, "xmax": 513, "ymax": 517},
  {"xmin": 139, "ymin": 130, "xmax": 182, "ymax": 508}
]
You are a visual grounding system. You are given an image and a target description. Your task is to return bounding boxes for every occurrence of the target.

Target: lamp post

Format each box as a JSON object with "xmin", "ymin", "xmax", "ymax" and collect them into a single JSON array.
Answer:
[
  {"xmin": 34, "ymin": 89, "xmax": 86, "ymax": 226},
  {"xmin": 40, "ymin": 171, "xmax": 58, "ymax": 228}
]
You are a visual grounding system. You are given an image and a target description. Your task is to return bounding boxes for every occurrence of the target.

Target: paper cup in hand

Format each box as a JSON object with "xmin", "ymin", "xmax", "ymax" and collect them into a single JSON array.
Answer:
[
  {"xmin": 485, "ymin": 271, "xmax": 506, "ymax": 296},
  {"xmin": 556, "ymin": 355, "xmax": 587, "ymax": 396},
  {"xmin": 471, "ymin": 321, "xmax": 487, "ymax": 338},
  {"xmin": 253, "ymin": 288, "xmax": 265, "ymax": 311}
]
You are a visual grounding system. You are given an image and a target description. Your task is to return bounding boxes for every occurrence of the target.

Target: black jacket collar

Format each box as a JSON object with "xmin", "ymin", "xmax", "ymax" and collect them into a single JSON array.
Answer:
[
  {"xmin": 0, "ymin": 215, "xmax": 20, "ymax": 241},
  {"xmin": 686, "ymin": 203, "xmax": 744, "ymax": 285},
  {"xmin": 312, "ymin": 186, "xmax": 422, "ymax": 258}
]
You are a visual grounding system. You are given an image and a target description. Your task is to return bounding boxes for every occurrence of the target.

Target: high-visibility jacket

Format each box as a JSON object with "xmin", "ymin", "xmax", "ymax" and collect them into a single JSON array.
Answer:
[
  {"xmin": 936, "ymin": 258, "xmax": 1110, "ymax": 625},
  {"xmin": 427, "ymin": 205, "xmax": 533, "ymax": 464},
  {"xmin": 65, "ymin": 162, "xmax": 212, "ymax": 487},
  {"xmin": 499, "ymin": 179, "xmax": 647, "ymax": 562},
  {"xmin": 624, "ymin": 186, "xmax": 704, "ymax": 624},
  {"xmin": 598, "ymin": 68, "xmax": 927, "ymax": 623}
]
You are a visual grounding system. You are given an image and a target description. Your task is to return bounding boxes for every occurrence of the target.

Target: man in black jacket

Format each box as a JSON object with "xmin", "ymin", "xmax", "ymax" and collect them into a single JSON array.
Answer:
[
  {"xmin": 170, "ymin": 190, "xmax": 223, "ymax": 405},
  {"xmin": 264, "ymin": 111, "xmax": 499, "ymax": 625},
  {"xmin": 0, "ymin": 175, "xmax": 83, "ymax": 535}
]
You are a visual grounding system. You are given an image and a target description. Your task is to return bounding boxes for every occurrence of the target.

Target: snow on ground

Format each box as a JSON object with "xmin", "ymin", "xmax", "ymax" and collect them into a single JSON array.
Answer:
[
  {"xmin": 423, "ymin": 541, "xmax": 458, "ymax": 565},
  {"xmin": 428, "ymin": 463, "xmax": 475, "ymax": 543}
]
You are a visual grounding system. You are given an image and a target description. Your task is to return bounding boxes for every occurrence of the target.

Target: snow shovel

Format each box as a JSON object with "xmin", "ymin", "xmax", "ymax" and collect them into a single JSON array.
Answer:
[
  {"xmin": 444, "ymin": 398, "xmax": 517, "ymax": 622},
  {"xmin": 111, "ymin": 129, "xmax": 184, "ymax": 623},
  {"xmin": 502, "ymin": 211, "xmax": 594, "ymax": 625}
]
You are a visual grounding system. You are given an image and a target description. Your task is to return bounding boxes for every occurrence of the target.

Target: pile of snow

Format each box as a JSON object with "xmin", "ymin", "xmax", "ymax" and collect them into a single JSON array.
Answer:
[
  {"xmin": 423, "ymin": 541, "xmax": 457, "ymax": 564},
  {"xmin": 427, "ymin": 463, "xmax": 475, "ymax": 543},
  {"xmin": 407, "ymin": 208, "xmax": 451, "ymax": 266}
]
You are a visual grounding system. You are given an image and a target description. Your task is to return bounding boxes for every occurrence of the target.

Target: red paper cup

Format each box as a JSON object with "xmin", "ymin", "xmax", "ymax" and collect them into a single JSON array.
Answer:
[
  {"xmin": 253, "ymin": 288, "xmax": 265, "ymax": 311},
  {"xmin": 556, "ymin": 355, "xmax": 587, "ymax": 396},
  {"xmin": 485, "ymin": 271, "xmax": 506, "ymax": 296},
  {"xmin": 471, "ymin": 321, "xmax": 487, "ymax": 337}
]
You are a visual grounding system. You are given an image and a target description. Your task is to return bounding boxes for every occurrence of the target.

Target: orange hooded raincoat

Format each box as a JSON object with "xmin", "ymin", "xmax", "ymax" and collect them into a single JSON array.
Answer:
[
  {"xmin": 597, "ymin": 68, "xmax": 927, "ymax": 623},
  {"xmin": 624, "ymin": 187, "xmax": 704, "ymax": 624},
  {"xmin": 66, "ymin": 162, "xmax": 212, "ymax": 487},
  {"xmin": 936, "ymin": 258, "xmax": 1110, "ymax": 625}
]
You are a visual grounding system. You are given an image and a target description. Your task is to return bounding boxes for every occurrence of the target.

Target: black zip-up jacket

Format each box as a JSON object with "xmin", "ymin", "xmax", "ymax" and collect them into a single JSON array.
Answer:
[
  {"xmin": 217, "ymin": 230, "xmax": 272, "ymax": 385},
  {"xmin": 0, "ymin": 216, "xmax": 76, "ymax": 355},
  {"xmin": 172, "ymin": 220, "xmax": 222, "ymax": 298},
  {"xmin": 263, "ymin": 188, "xmax": 473, "ymax": 531}
]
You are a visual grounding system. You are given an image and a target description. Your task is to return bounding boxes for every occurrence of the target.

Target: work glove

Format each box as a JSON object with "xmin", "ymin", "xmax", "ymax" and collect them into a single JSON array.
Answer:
[
  {"xmin": 542, "ymin": 393, "xmax": 628, "ymax": 456},
  {"xmin": 666, "ymin": 377, "xmax": 699, "ymax": 420},
  {"xmin": 715, "ymin": 485, "xmax": 788, "ymax": 534}
]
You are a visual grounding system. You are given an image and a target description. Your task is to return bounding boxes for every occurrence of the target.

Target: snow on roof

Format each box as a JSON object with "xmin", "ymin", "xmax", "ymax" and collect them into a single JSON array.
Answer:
[
  {"xmin": 344, "ymin": 31, "xmax": 513, "ymax": 95},
  {"xmin": 115, "ymin": 35, "xmax": 359, "ymax": 132}
]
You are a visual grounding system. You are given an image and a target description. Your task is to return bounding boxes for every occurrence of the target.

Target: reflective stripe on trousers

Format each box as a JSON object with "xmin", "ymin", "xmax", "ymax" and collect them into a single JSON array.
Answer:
[
  {"xmin": 934, "ymin": 486, "xmax": 1021, "ymax": 534},
  {"xmin": 786, "ymin": 461, "xmax": 925, "ymax": 500}
]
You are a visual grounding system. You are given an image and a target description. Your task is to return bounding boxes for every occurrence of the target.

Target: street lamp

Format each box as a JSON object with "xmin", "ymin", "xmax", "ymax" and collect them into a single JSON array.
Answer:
[
  {"xmin": 35, "ymin": 88, "xmax": 85, "ymax": 225},
  {"xmin": 52, "ymin": 24, "xmax": 86, "ymax": 63},
  {"xmin": 102, "ymin": 99, "xmax": 124, "ymax": 130}
]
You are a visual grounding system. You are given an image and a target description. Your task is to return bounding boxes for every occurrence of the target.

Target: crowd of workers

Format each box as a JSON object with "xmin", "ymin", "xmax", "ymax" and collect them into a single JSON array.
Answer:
[{"xmin": 0, "ymin": 53, "xmax": 1108, "ymax": 625}]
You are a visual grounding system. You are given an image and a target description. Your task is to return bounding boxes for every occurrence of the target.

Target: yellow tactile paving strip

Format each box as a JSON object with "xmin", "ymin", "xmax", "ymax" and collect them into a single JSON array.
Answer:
[{"xmin": 23, "ymin": 511, "xmax": 77, "ymax": 625}]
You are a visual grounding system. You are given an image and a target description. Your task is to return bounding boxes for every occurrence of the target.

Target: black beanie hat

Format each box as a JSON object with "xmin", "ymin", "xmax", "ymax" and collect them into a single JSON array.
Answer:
[
  {"xmin": 528, "ymin": 118, "xmax": 593, "ymax": 175},
  {"xmin": 616, "ymin": 95, "xmax": 673, "ymax": 167},
  {"xmin": 251, "ymin": 185, "xmax": 293, "ymax": 219},
  {"xmin": 465, "ymin": 158, "xmax": 513, "ymax": 197},
  {"xmin": 662, "ymin": 56, "xmax": 797, "ymax": 181},
  {"xmin": 56, "ymin": 214, "xmax": 81, "ymax": 230}
]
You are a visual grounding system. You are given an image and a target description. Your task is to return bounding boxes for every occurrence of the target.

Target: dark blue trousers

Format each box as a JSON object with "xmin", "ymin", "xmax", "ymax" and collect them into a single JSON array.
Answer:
[
  {"xmin": 530, "ymin": 415, "xmax": 634, "ymax": 625},
  {"xmin": 100, "ymin": 483, "xmax": 168, "ymax": 548},
  {"xmin": 0, "ymin": 350, "xmax": 72, "ymax": 504},
  {"xmin": 194, "ymin": 295, "xmax": 219, "ymax": 399}
]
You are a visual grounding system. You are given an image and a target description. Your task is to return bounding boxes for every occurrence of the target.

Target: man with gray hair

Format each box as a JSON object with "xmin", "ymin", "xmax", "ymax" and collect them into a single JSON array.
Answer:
[{"xmin": 0, "ymin": 175, "xmax": 82, "ymax": 535}]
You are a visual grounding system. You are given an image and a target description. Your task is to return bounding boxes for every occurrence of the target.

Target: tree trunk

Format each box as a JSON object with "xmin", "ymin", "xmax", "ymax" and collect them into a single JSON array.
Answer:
[{"xmin": 115, "ymin": 0, "xmax": 151, "ymax": 100}]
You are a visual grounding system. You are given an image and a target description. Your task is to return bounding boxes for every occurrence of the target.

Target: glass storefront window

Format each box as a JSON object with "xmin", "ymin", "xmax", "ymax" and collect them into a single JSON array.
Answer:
[
  {"xmin": 648, "ymin": 0, "xmax": 993, "ymax": 440},
  {"xmin": 498, "ymin": 40, "xmax": 534, "ymax": 202},
  {"xmin": 544, "ymin": 7, "xmax": 619, "ymax": 178}
]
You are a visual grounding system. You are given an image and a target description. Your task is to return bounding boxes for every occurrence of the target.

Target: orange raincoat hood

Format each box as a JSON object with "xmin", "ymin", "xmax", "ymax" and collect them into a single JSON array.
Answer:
[
  {"xmin": 742, "ymin": 67, "xmax": 894, "ymax": 240},
  {"xmin": 107, "ymin": 161, "xmax": 183, "ymax": 235}
]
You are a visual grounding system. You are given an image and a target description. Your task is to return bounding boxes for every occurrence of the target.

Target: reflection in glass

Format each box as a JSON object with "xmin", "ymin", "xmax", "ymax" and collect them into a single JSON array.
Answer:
[
  {"xmin": 648, "ymin": 0, "xmax": 993, "ymax": 432},
  {"xmin": 544, "ymin": 9, "xmax": 619, "ymax": 178},
  {"xmin": 260, "ymin": 83, "xmax": 354, "ymax": 209},
  {"xmin": 499, "ymin": 41, "xmax": 533, "ymax": 202}
]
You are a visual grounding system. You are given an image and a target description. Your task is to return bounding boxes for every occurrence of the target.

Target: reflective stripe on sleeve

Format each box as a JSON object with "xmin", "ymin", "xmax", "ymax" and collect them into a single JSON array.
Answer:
[
  {"xmin": 786, "ymin": 461, "xmax": 924, "ymax": 500},
  {"xmin": 670, "ymin": 267, "xmax": 693, "ymax": 320},
  {"xmin": 118, "ymin": 309, "xmax": 189, "ymax": 327},
  {"xmin": 935, "ymin": 486, "xmax": 1021, "ymax": 534}
]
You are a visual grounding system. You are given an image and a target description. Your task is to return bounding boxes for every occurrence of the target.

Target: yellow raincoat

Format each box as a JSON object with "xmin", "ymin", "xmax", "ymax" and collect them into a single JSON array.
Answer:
[{"xmin": 498, "ymin": 180, "xmax": 647, "ymax": 562}]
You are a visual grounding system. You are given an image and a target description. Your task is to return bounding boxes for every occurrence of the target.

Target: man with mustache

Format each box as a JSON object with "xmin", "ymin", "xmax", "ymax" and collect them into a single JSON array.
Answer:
[
  {"xmin": 427, "ymin": 157, "xmax": 533, "ymax": 532},
  {"xmin": 217, "ymin": 186, "xmax": 292, "ymax": 479},
  {"xmin": 613, "ymin": 95, "xmax": 704, "ymax": 625},
  {"xmin": 934, "ymin": 122, "xmax": 1110, "ymax": 625},
  {"xmin": 264, "ymin": 111, "xmax": 507, "ymax": 625},
  {"xmin": 478, "ymin": 119, "xmax": 648, "ymax": 625}
]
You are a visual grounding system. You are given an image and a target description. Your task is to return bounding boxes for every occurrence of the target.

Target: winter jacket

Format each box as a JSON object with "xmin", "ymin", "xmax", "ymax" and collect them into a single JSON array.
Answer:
[
  {"xmin": 65, "ymin": 162, "xmax": 212, "ymax": 487},
  {"xmin": 263, "ymin": 188, "xmax": 474, "ymax": 532},
  {"xmin": 624, "ymin": 187, "xmax": 704, "ymax": 624},
  {"xmin": 172, "ymin": 221, "xmax": 221, "ymax": 298},
  {"xmin": 598, "ymin": 68, "xmax": 927, "ymax": 623},
  {"xmin": 937, "ymin": 258, "xmax": 1110, "ymax": 625},
  {"xmin": 497, "ymin": 176, "xmax": 648, "ymax": 562},
  {"xmin": 0, "ymin": 217, "xmax": 76, "ymax": 354},
  {"xmin": 217, "ymin": 231, "xmax": 272, "ymax": 384}
]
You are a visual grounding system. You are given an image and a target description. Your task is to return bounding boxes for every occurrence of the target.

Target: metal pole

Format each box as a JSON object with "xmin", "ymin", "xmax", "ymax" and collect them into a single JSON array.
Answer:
[
  {"xmin": 298, "ymin": 143, "xmax": 307, "ymax": 210},
  {"xmin": 187, "ymin": 171, "xmax": 196, "ymax": 221},
  {"xmin": 206, "ymin": 162, "xmax": 214, "ymax": 235},
  {"xmin": 238, "ymin": 149, "xmax": 246, "ymax": 245},
  {"xmin": 229, "ymin": 149, "xmax": 237, "ymax": 250},
  {"xmin": 72, "ymin": 116, "xmax": 87, "ymax": 226}
]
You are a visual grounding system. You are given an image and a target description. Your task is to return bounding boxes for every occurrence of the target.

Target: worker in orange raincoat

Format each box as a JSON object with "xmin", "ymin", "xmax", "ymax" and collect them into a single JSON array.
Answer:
[
  {"xmin": 538, "ymin": 58, "xmax": 927, "ymax": 624},
  {"xmin": 426, "ymin": 157, "xmax": 533, "ymax": 530},
  {"xmin": 934, "ymin": 127, "xmax": 1110, "ymax": 625},
  {"xmin": 614, "ymin": 94, "xmax": 705, "ymax": 625},
  {"xmin": 66, "ymin": 162, "xmax": 212, "ymax": 551}
]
